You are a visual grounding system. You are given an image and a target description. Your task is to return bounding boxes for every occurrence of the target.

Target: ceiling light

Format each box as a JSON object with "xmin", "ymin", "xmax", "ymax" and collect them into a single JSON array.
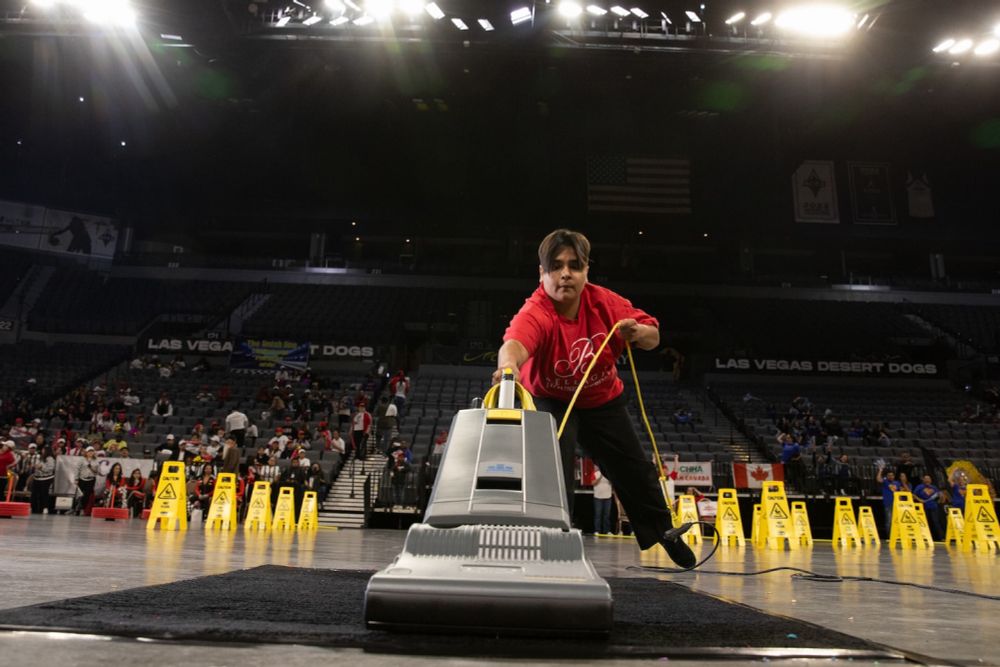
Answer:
[
  {"xmin": 325, "ymin": 0, "xmax": 346, "ymax": 11},
  {"xmin": 344, "ymin": 0, "xmax": 361, "ymax": 10},
  {"xmin": 610, "ymin": 6, "xmax": 630, "ymax": 17},
  {"xmin": 510, "ymin": 6, "xmax": 532, "ymax": 24},
  {"xmin": 685, "ymin": 10, "xmax": 701, "ymax": 22},
  {"xmin": 353, "ymin": 14, "xmax": 375, "ymax": 25},
  {"xmin": 974, "ymin": 38, "xmax": 999, "ymax": 56},
  {"xmin": 276, "ymin": 15, "xmax": 291, "ymax": 26},
  {"xmin": 398, "ymin": 0, "xmax": 424, "ymax": 16},
  {"xmin": 330, "ymin": 15, "xmax": 350, "ymax": 25},
  {"xmin": 725, "ymin": 11, "xmax": 745, "ymax": 25},
  {"xmin": 948, "ymin": 38, "xmax": 973, "ymax": 55},
  {"xmin": 425, "ymin": 2, "xmax": 444, "ymax": 19},
  {"xmin": 660, "ymin": 11, "xmax": 671, "ymax": 24},
  {"xmin": 302, "ymin": 15, "xmax": 322, "ymax": 25},
  {"xmin": 451, "ymin": 17, "xmax": 468, "ymax": 30},
  {"xmin": 856, "ymin": 13, "xmax": 869, "ymax": 29},
  {"xmin": 774, "ymin": 5, "xmax": 854, "ymax": 38},
  {"xmin": 477, "ymin": 18, "xmax": 494, "ymax": 31},
  {"xmin": 631, "ymin": 8, "xmax": 649, "ymax": 19},
  {"xmin": 750, "ymin": 12, "xmax": 771, "ymax": 26},
  {"xmin": 587, "ymin": 5, "xmax": 607, "ymax": 16},
  {"xmin": 365, "ymin": 0, "xmax": 392, "ymax": 20},
  {"xmin": 558, "ymin": 1, "xmax": 583, "ymax": 18},
  {"xmin": 931, "ymin": 38, "xmax": 955, "ymax": 53}
]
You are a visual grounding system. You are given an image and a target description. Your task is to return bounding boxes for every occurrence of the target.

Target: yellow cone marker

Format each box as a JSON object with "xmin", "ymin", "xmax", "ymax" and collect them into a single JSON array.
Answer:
[
  {"xmin": 791, "ymin": 500, "xmax": 813, "ymax": 546},
  {"xmin": 271, "ymin": 487, "xmax": 297, "ymax": 532},
  {"xmin": 832, "ymin": 497, "xmax": 861, "ymax": 548},
  {"xmin": 888, "ymin": 491, "xmax": 933, "ymax": 550},
  {"xmin": 751, "ymin": 503, "xmax": 764, "ymax": 547},
  {"xmin": 676, "ymin": 495, "xmax": 703, "ymax": 545},
  {"xmin": 244, "ymin": 481, "xmax": 272, "ymax": 533},
  {"xmin": 858, "ymin": 506, "xmax": 881, "ymax": 547},
  {"xmin": 147, "ymin": 461, "xmax": 187, "ymax": 532},
  {"xmin": 945, "ymin": 507, "xmax": 965, "ymax": 546},
  {"xmin": 297, "ymin": 491, "xmax": 319, "ymax": 531},
  {"xmin": 205, "ymin": 473, "xmax": 238, "ymax": 532},
  {"xmin": 714, "ymin": 488, "xmax": 745, "ymax": 547},
  {"xmin": 961, "ymin": 484, "xmax": 1000, "ymax": 553},
  {"xmin": 761, "ymin": 481, "xmax": 796, "ymax": 550}
]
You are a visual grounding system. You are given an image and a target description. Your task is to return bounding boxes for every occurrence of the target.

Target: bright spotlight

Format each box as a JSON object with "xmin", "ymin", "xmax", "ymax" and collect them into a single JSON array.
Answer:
[
  {"xmin": 353, "ymin": 14, "xmax": 375, "ymax": 25},
  {"xmin": 750, "ymin": 12, "xmax": 771, "ymax": 26},
  {"xmin": 398, "ymin": 0, "xmax": 424, "ymax": 17},
  {"xmin": 302, "ymin": 15, "xmax": 323, "ymax": 25},
  {"xmin": 365, "ymin": 0, "xmax": 393, "ymax": 20},
  {"xmin": 774, "ymin": 5, "xmax": 854, "ymax": 38},
  {"xmin": 510, "ymin": 6, "xmax": 532, "ymax": 24},
  {"xmin": 631, "ymin": 8, "xmax": 649, "ymax": 19},
  {"xmin": 30, "ymin": 0, "xmax": 56, "ymax": 8},
  {"xmin": 587, "ymin": 5, "xmax": 608, "ymax": 16},
  {"xmin": 451, "ymin": 17, "xmax": 468, "ymax": 30},
  {"xmin": 931, "ymin": 38, "xmax": 956, "ymax": 53},
  {"xmin": 610, "ymin": 6, "xmax": 630, "ymax": 17},
  {"xmin": 948, "ymin": 38, "xmax": 973, "ymax": 55},
  {"xmin": 725, "ymin": 12, "xmax": 745, "ymax": 25},
  {"xmin": 974, "ymin": 38, "xmax": 999, "ymax": 56},
  {"xmin": 82, "ymin": 0, "xmax": 138, "ymax": 29},
  {"xmin": 325, "ymin": 0, "xmax": 346, "ymax": 11},
  {"xmin": 425, "ymin": 2, "xmax": 444, "ymax": 19},
  {"xmin": 330, "ymin": 15, "xmax": 350, "ymax": 25},
  {"xmin": 685, "ymin": 10, "xmax": 701, "ymax": 22},
  {"xmin": 995, "ymin": 23, "xmax": 1000, "ymax": 37},
  {"xmin": 477, "ymin": 18, "xmax": 494, "ymax": 31},
  {"xmin": 344, "ymin": 0, "xmax": 361, "ymax": 10},
  {"xmin": 558, "ymin": 1, "xmax": 583, "ymax": 18}
]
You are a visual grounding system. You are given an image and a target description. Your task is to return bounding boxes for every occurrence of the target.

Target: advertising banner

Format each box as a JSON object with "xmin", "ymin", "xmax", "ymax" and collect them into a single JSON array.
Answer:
[
  {"xmin": 849, "ymin": 162, "xmax": 896, "ymax": 224},
  {"xmin": 712, "ymin": 357, "xmax": 939, "ymax": 378},
  {"xmin": 230, "ymin": 338, "xmax": 310, "ymax": 371}
]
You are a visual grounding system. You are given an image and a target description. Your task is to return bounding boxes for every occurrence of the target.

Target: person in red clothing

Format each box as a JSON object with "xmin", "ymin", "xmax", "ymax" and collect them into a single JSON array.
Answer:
[
  {"xmin": 0, "ymin": 440, "xmax": 16, "ymax": 500},
  {"xmin": 124, "ymin": 467, "xmax": 146, "ymax": 517},
  {"xmin": 494, "ymin": 228, "xmax": 695, "ymax": 568},
  {"xmin": 102, "ymin": 462, "xmax": 127, "ymax": 508},
  {"xmin": 351, "ymin": 404, "xmax": 372, "ymax": 461}
]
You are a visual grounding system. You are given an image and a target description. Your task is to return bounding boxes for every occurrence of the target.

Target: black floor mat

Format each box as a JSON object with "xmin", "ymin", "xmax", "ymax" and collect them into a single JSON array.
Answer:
[{"xmin": 0, "ymin": 566, "xmax": 898, "ymax": 659}]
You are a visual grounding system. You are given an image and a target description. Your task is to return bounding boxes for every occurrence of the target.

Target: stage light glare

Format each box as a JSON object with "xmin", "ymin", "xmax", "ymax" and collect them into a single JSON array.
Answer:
[
  {"xmin": 610, "ymin": 6, "xmax": 630, "ymax": 17},
  {"xmin": 330, "ymin": 15, "xmax": 350, "ymax": 25},
  {"xmin": 587, "ymin": 5, "xmax": 608, "ymax": 16},
  {"xmin": 276, "ymin": 15, "xmax": 291, "ymax": 26},
  {"xmin": 932, "ymin": 38, "xmax": 955, "ymax": 53},
  {"xmin": 685, "ymin": 10, "xmax": 701, "ymax": 22},
  {"xmin": 325, "ymin": 0, "xmax": 346, "ymax": 11},
  {"xmin": 750, "ymin": 12, "xmax": 771, "ymax": 26},
  {"xmin": 477, "ymin": 18, "xmax": 494, "ymax": 31},
  {"xmin": 631, "ymin": 8, "xmax": 649, "ymax": 19},
  {"xmin": 856, "ymin": 13, "xmax": 868, "ymax": 29},
  {"xmin": 995, "ymin": 23, "xmax": 1000, "ymax": 37},
  {"xmin": 302, "ymin": 15, "xmax": 322, "ymax": 25},
  {"xmin": 120, "ymin": 140, "xmax": 126, "ymax": 147},
  {"xmin": 424, "ymin": 2, "xmax": 444, "ymax": 19},
  {"xmin": 660, "ymin": 11, "xmax": 672, "ymax": 24},
  {"xmin": 451, "ymin": 17, "xmax": 469, "ymax": 30},
  {"xmin": 30, "ymin": 0, "xmax": 56, "ymax": 9},
  {"xmin": 510, "ymin": 6, "xmax": 532, "ymax": 24},
  {"xmin": 365, "ymin": 0, "xmax": 392, "ymax": 20},
  {"xmin": 353, "ymin": 14, "xmax": 375, "ymax": 25},
  {"xmin": 79, "ymin": 96, "xmax": 85, "ymax": 102},
  {"xmin": 80, "ymin": 0, "xmax": 138, "ymax": 29},
  {"xmin": 558, "ymin": 1, "xmax": 583, "ymax": 18},
  {"xmin": 725, "ymin": 11, "xmax": 745, "ymax": 25},
  {"xmin": 398, "ymin": 0, "xmax": 424, "ymax": 17},
  {"xmin": 344, "ymin": 0, "xmax": 361, "ymax": 10},
  {"xmin": 974, "ymin": 38, "xmax": 999, "ymax": 56},
  {"xmin": 948, "ymin": 38, "xmax": 973, "ymax": 55},
  {"xmin": 774, "ymin": 5, "xmax": 854, "ymax": 38}
]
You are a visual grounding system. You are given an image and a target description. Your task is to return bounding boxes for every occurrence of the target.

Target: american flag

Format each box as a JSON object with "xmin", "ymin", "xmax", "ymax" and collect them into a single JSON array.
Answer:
[{"xmin": 586, "ymin": 156, "xmax": 692, "ymax": 215}]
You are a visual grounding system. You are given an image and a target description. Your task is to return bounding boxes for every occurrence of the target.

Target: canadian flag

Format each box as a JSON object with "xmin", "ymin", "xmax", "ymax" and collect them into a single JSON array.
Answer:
[{"xmin": 732, "ymin": 463, "xmax": 785, "ymax": 489}]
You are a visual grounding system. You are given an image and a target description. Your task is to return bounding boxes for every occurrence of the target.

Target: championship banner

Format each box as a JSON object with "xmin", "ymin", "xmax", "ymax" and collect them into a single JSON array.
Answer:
[
  {"xmin": 906, "ymin": 171, "xmax": 935, "ymax": 219},
  {"xmin": 0, "ymin": 200, "xmax": 47, "ymax": 251},
  {"xmin": 713, "ymin": 357, "xmax": 940, "ymax": 378},
  {"xmin": 0, "ymin": 201, "xmax": 119, "ymax": 258},
  {"xmin": 230, "ymin": 338, "xmax": 310, "ymax": 371},
  {"xmin": 792, "ymin": 160, "xmax": 839, "ymax": 223},
  {"xmin": 732, "ymin": 462, "xmax": 784, "ymax": 489},
  {"xmin": 849, "ymin": 162, "xmax": 896, "ymax": 224}
]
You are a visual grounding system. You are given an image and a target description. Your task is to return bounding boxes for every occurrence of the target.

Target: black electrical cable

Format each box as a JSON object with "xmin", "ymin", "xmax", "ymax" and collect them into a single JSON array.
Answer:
[{"xmin": 629, "ymin": 539, "xmax": 1000, "ymax": 602}]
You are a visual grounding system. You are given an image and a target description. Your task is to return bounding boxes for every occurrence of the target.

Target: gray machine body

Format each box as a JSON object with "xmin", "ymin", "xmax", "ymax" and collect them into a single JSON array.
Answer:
[{"xmin": 364, "ymin": 406, "xmax": 613, "ymax": 635}]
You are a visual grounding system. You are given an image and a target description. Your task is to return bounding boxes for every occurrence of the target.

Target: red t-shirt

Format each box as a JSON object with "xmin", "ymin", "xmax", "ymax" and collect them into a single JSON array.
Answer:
[{"xmin": 503, "ymin": 283, "xmax": 658, "ymax": 408}]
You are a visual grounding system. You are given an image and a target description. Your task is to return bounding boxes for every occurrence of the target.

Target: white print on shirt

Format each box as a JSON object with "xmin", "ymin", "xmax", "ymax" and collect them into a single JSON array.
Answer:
[{"xmin": 554, "ymin": 333, "xmax": 608, "ymax": 378}]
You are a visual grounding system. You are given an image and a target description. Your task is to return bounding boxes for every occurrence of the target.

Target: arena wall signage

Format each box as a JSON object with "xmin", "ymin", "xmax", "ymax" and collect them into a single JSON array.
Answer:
[
  {"xmin": 792, "ymin": 160, "xmax": 839, "ymax": 223},
  {"xmin": 143, "ymin": 338, "xmax": 235, "ymax": 355},
  {"xmin": 230, "ymin": 338, "xmax": 310, "ymax": 371},
  {"xmin": 673, "ymin": 462, "xmax": 713, "ymax": 487},
  {"xmin": 309, "ymin": 344, "xmax": 375, "ymax": 359},
  {"xmin": 713, "ymin": 357, "xmax": 939, "ymax": 377},
  {"xmin": 0, "ymin": 199, "xmax": 118, "ymax": 258}
]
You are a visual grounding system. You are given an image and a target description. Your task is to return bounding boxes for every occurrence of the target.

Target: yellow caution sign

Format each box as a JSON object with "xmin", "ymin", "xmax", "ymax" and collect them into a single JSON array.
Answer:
[
  {"xmin": 961, "ymin": 484, "xmax": 1000, "ymax": 553},
  {"xmin": 760, "ymin": 481, "xmax": 796, "ymax": 550},
  {"xmin": 889, "ymin": 491, "xmax": 933, "ymax": 550},
  {"xmin": 832, "ymin": 497, "xmax": 861, "ymax": 548},
  {"xmin": 271, "ymin": 486, "xmax": 297, "ymax": 532},
  {"xmin": 751, "ymin": 503, "xmax": 764, "ymax": 547},
  {"xmin": 791, "ymin": 500, "xmax": 813, "ymax": 546},
  {"xmin": 945, "ymin": 506, "xmax": 965, "ymax": 546},
  {"xmin": 244, "ymin": 481, "xmax": 272, "ymax": 533},
  {"xmin": 714, "ymin": 488, "xmax": 745, "ymax": 547},
  {"xmin": 857, "ymin": 506, "xmax": 881, "ymax": 547},
  {"xmin": 676, "ymin": 495, "xmax": 702, "ymax": 544},
  {"xmin": 147, "ymin": 461, "xmax": 187, "ymax": 532},
  {"xmin": 911, "ymin": 501, "xmax": 933, "ymax": 542},
  {"xmin": 297, "ymin": 491, "xmax": 319, "ymax": 531},
  {"xmin": 205, "ymin": 473, "xmax": 238, "ymax": 532}
]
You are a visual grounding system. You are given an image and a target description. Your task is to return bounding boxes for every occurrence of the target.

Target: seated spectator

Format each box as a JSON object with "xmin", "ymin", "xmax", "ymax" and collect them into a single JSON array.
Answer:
[
  {"xmin": 671, "ymin": 406, "xmax": 696, "ymax": 432},
  {"xmin": 129, "ymin": 414, "xmax": 147, "ymax": 438},
  {"xmin": 306, "ymin": 462, "xmax": 328, "ymax": 504},
  {"xmin": 835, "ymin": 454, "xmax": 853, "ymax": 495},
  {"xmin": 192, "ymin": 356, "xmax": 211, "ymax": 373},
  {"xmin": 124, "ymin": 467, "xmax": 146, "ymax": 517},
  {"xmin": 269, "ymin": 427, "xmax": 289, "ymax": 454},
  {"xmin": 153, "ymin": 393, "xmax": 174, "ymax": 419},
  {"xmin": 101, "ymin": 462, "xmax": 127, "ymax": 508},
  {"xmin": 121, "ymin": 388, "xmax": 140, "ymax": 407},
  {"xmin": 196, "ymin": 385, "xmax": 213, "ymax": 404},
  {"xmin": 257, "ymin": 456, "xmax": 281, "ymax": 485},
  {"xmin": 190, "ymin": 468, "xmax": 215, "ymax": 513},
  {"xmin": 329, "ymin": 429, "xmax": 346, "ymax": 456},
  {"xmin": 103, "ymin": 434, "xmax": 128, "ymax": 454}
]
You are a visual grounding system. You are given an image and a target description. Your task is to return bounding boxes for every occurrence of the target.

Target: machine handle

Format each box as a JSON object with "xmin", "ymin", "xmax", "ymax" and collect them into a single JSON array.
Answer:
[{"xmin": 498, "ymin": 368, "xmax": 516, "ymax": 409}]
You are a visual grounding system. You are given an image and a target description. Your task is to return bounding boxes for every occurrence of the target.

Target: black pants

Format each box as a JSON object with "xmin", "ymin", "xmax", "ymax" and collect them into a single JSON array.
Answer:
[
  {"xmin": 31, "ymin": 478, "xmax": 53, "ymax": 514},
  {"xmin": 535, "ymin": 394, "xmax": 673, "ymax": 550},
  {"xmin": 231, "ymin": 429, "xmax": 245, "ymax": 448}
]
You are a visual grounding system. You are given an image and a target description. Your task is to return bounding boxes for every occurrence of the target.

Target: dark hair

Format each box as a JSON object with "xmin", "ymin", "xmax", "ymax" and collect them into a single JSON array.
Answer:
[
  {"xmin": 129, "ymin": 468, "xmax": 142, "ymax": 481},
  {"xmin": 109, "ymin": 462, "xmax": 123, "ymax": 481},
  {"xmin": 538, "ymin": 229, "xmax": 591, "ymax": 271}
]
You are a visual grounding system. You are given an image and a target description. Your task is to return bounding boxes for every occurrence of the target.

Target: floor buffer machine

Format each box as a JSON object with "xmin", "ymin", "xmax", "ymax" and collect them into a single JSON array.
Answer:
[{"xmin": 363, "ymin": 370, "xmax": 613, "ymax": 635}]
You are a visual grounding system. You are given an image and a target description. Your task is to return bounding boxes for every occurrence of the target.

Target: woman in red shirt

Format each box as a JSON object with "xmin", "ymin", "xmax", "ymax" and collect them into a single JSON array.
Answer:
[
  {"xmin": 124, "ymin": 467, "xmax": 146, "ymax": 517},
  {"xmin": 495, "ymin": 229, "xmax": 695, "ymax": 568}
]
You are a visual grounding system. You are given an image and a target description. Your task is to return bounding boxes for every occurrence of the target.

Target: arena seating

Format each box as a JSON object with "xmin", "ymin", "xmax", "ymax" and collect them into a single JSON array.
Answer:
[
  {"xmin": 912, "ymin": 303, "xmax": 1000, "ymax": 353},
  {"xmin": 28, "ymin": 271, "xmax": 247, "ymax": 335},
  {"xmin": 0, "ymin": 341, "xmax": 127, "ymax": 404},
  {"xmin": 0, "ymin": 248, "xmax": 34, "ymax": 306}
]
